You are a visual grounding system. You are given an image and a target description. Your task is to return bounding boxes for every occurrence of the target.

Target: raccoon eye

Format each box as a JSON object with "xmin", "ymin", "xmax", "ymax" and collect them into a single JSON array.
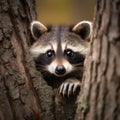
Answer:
[
  {"xmin": 64, "ymin": 49, "xmax": 74, "ymax": 57},
  {"xmin": 46, "ymin": 50, "xmax": 55, "ymax": 58}
]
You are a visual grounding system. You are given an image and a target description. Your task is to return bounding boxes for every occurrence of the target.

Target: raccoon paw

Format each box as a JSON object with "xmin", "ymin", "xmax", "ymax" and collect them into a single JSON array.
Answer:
[{"xmin": 59, "ymin": 79, "xmax": 81, "ymax": 96}]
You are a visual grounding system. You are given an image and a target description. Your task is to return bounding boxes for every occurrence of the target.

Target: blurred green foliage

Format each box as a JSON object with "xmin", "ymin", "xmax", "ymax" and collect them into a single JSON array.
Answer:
[{"xmin": 36, "ymin": 0, "xmax": 95, "ymax": 25}]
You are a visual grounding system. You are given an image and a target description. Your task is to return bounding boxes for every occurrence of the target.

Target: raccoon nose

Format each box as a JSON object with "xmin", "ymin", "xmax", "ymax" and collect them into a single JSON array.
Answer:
[{"xmin": 55, "ymin": 65, "xmax": 66, "ymax": 75}]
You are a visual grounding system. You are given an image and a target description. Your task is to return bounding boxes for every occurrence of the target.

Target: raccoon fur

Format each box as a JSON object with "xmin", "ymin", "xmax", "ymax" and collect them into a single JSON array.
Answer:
[{"xmin": 30, "ymin": 21, "xmax": 92, "ymax": 96}]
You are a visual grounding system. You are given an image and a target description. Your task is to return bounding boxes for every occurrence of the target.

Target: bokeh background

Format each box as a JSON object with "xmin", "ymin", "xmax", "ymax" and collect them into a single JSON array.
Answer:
[{"xmin": 36, "ymin": 0, "xmax": 95, "ymax": 25}]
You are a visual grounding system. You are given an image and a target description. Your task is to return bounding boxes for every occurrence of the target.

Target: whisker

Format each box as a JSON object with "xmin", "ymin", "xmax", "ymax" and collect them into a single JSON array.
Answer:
[
  {"xmin": 36, "ymin": 67, "xmax": 46, "ymax": 71},
  {"xmin": 36, "ymin": 65, "xmax": 47, "ymax": 71},
  {"xmin": 73, "ymin": 68, "xmax": 81, "ymax": 71},
  {"xmin": 35, "ymin": 64, "xmax": 46, "ymax": 67},
  {"xmin": 73, "ymin": 63, "xmax": 84, "ymax": 66},
  {"xmin": 72, "ymin": 63, "xmax": 84, "ymax": 72}
]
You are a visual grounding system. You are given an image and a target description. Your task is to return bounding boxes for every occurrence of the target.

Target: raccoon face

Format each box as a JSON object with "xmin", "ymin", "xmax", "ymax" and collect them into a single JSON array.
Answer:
[{"xmin": 30, "ymin": 21, "xmax": 92, "ymax": 77}]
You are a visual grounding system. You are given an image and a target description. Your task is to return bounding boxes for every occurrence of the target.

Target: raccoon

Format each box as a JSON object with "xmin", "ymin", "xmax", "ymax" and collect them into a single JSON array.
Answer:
[{"xmin": 30, "ymin": 21, "xmax": 92, "ymax": 96}]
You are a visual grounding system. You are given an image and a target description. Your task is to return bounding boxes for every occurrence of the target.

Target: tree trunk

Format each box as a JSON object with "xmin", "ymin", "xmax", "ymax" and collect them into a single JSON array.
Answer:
[
  {"xmin": 75, "ymin": 0, "xmax": 120, "ymax": 120},
  {"xmin": 0, "ymin": 0, "xmax": 42, "ymax": 120}
]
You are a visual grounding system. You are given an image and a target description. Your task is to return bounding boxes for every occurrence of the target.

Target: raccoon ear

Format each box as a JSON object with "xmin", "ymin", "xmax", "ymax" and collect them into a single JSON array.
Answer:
[
  {"xmin": 72, "ymin": 21, "xmax": 93, "ymax": 40},
  {"xmin": 30, "ymin": 21, "xmax": 48, "ymax": 40}
]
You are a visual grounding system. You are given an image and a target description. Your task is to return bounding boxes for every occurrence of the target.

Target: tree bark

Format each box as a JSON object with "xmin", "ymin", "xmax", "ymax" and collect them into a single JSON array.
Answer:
[
  {"xmin": 75, "ymin": 0, "xmax": 120, "ymax": 120},
  {"xmin": 0, "ymin": 0, "xmax": 42, "ymax": 120}
]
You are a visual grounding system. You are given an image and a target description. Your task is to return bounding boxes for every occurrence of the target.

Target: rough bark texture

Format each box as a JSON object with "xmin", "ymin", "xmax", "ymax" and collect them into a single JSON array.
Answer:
[
  {"xmin": 75, "ymin": 0, "xmax": 120, "ymax": 120},
  {"xmin": 0, "ymin": 0, "xmax": 42, "ymax": 120}
]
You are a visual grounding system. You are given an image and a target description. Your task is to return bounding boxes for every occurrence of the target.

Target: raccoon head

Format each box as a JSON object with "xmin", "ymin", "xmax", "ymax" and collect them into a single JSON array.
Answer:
[{"xmin": 30, "ymin": 21, "xmax": 92, "ymax": 77}]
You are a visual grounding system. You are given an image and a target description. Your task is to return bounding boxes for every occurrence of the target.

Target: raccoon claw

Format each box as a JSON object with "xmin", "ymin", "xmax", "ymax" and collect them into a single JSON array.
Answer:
[{"xmin": 59, "ymin": 80, "xmax": 81, "ymax": 96}]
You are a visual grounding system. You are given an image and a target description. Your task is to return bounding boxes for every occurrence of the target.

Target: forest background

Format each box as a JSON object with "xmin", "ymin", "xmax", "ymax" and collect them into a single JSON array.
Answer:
[{"xmin": 36, "ymin": 0, "xmax": 95, "ymax": 24}]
